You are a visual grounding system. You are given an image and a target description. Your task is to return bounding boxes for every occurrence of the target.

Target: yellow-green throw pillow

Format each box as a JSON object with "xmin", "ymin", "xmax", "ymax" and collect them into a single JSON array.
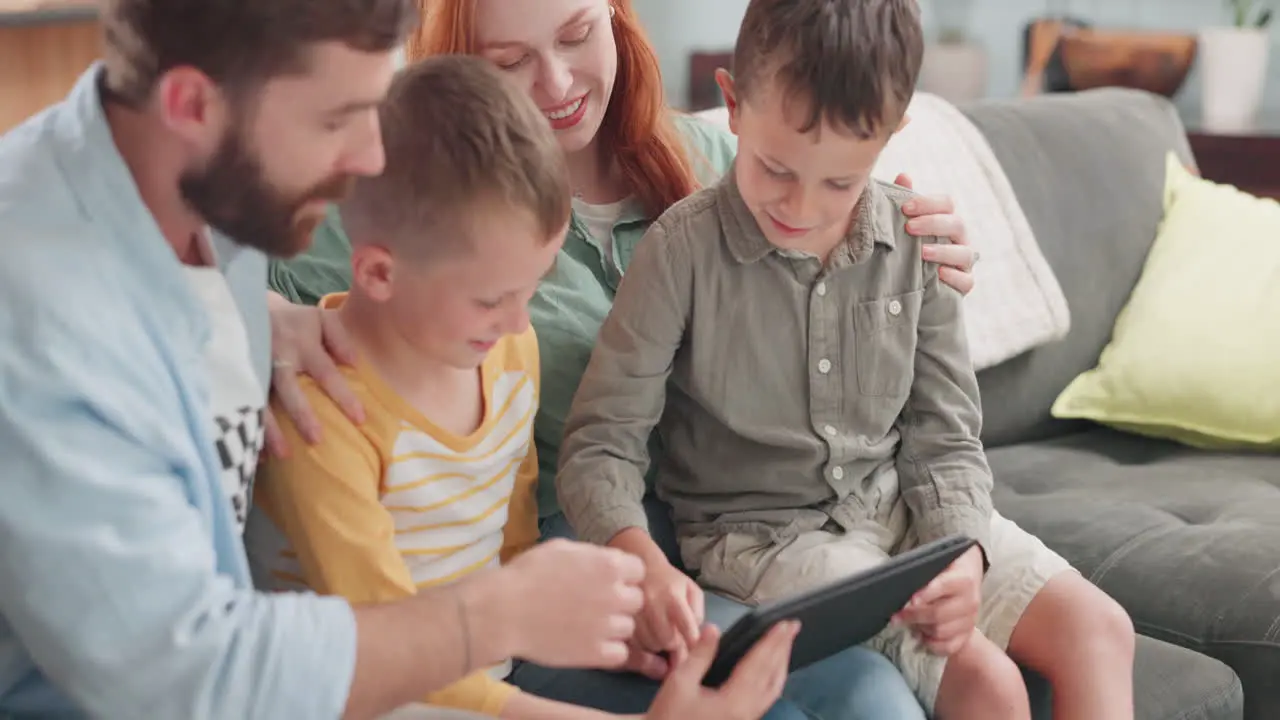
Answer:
[{"xmin": 1051, "ymin": 153, "xmax": 1280, "ymax": 450}]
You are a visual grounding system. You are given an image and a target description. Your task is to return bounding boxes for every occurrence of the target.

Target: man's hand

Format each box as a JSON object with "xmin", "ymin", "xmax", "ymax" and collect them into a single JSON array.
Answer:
[
  {"xmin": 473, "ymin": 539, "xmax": 647, "ymax": 670},
  {"xmin": 893, "ymin": 545, "xmax": 984, "ymax": 655},
  {"xmin": 264, "ymin": 292, "xmax": 363, "ymax": 456},
  {"xmin": 645, "ymin": 621, "xmax": 799, "ymax": 720}
]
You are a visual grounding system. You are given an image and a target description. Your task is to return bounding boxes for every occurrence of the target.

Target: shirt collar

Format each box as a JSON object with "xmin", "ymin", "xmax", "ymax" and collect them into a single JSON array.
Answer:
[
  {"xmin": 716, "ymin": 162, "xmax": 897, "ymax": 266},
  {"xmin": 47, "ymin": 63, "xmax": 210, "ymax": 341}
]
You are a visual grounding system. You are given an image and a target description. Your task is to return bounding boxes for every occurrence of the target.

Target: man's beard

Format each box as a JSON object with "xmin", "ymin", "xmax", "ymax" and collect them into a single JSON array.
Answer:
[{"xmin": 179, "ymin": 125, "xmax": 354, "ymax": 258}]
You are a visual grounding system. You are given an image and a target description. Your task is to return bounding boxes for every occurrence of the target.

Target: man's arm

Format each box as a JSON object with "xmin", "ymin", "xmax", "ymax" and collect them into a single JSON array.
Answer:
[
  {"xmin": 0, "ymin": 338, "xmax": 631, "ymax": 720},
  {"xmin": 894, "ymin": 243, "xmax": 994, "ymax": 556},
  {"xmin": 556, "ymin": 221, "xmax": 693, "ymax": 548},
  {"xmin": 347, "ymin": 575, "xmax": 518, "ymax": 719},
  {"xmin": 0, "ymin": 318, "xmax": 358, "ymax": 719}
]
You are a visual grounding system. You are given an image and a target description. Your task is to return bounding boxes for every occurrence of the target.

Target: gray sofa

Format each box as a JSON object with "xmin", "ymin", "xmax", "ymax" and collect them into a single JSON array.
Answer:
[{"xmin": 959, "ymin": 88, "xmax": 1279, "ymax": 719}]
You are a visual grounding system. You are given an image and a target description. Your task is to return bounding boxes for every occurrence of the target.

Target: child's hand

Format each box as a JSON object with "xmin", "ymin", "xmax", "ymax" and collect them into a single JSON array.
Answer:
[
  {"xmin": 637, "ymin": 561, "xmax": 706, "ymax": 664},
  {"xmin": 893, "ymin": 545, "xmax": 985, "ymax": 656}
]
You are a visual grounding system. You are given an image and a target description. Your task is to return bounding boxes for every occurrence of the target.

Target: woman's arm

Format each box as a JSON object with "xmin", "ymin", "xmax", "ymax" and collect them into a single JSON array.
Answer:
[{"xmin": 263, "ymin": 291, "xmax": 364, "ymax": 456}]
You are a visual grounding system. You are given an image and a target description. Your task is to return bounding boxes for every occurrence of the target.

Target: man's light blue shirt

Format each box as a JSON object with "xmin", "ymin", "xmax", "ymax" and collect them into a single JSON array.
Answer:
[{"xmin": 0, "ymin": 66, "xmax": 357, "ymax": 718}]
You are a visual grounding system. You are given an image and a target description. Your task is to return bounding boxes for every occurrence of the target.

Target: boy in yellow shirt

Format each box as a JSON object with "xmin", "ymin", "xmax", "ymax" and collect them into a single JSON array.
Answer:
[
  {"xmin": 249, "ymin": 51, "xmax": 801, "ymax": 720},
  {"xmin": 246, "ymin": 56, "xmax": 575, "ymax": 716}
]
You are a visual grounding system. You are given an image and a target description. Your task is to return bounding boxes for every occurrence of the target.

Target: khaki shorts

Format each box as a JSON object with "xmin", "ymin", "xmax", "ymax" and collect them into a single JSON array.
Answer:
[{"xmin": 679, "ymin": 506, "xmax": 1072, "ymax": 713}]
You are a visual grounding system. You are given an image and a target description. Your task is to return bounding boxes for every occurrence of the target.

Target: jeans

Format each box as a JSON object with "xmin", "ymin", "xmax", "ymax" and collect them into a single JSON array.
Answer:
[{"xmin": 517, "ymin": 498, "xmax": 927, "ymax": 719}]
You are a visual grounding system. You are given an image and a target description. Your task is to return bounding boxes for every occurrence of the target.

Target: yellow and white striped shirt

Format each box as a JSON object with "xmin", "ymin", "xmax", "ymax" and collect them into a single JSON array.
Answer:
[{"xmin": 246, "ymin": 295, "xmax": 541, "ymax": 716}]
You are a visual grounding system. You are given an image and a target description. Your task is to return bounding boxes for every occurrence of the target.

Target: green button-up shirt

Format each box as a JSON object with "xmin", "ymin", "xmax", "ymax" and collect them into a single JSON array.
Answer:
[
  {"xmin": 556, "ymin": 168, "xmax": 994, "ymax": 555},
  {"xmin": 267, "ymin": 114, "xmax": 738, "ymax": 518}
]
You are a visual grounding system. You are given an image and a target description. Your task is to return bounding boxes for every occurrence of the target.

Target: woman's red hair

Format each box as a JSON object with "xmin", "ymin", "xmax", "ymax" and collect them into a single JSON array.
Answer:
[{"xmin": 407, "ymin": 0, "xmax": 699, "ymax": 219}]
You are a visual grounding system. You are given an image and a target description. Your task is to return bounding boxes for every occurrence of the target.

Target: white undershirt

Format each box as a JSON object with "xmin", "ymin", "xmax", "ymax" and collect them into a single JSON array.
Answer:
[
  {"xmin": 183, "ymin": 239, "xmax": 266, "ymax": 534},
  {"xmin": 572, "ymin": 196, "xmax": 639, "ymax": 266}
]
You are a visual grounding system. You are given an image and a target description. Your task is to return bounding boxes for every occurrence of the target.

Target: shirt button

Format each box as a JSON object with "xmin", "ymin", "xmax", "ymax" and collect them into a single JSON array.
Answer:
[
  {"xmin": 832, "ymin": 466, "xmax": 845, "ymax": 480},
  {"xmin": 817, "ymin": 358, "xmax": 832, "ymax": 374},
  {"xmin": 823, "ymin": 424, "xmax": 837, "ymax": 437},
  {"xmin": 816, "ymin": 282, "xmax": 828, "ymax": 297},
  {"xmin": 888, "ymin": 299, "xmax": 903, "ymax": 317}
]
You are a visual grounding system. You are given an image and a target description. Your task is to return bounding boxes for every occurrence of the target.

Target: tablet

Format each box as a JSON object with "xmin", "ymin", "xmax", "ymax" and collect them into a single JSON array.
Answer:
[{"xmin": 702, "ymin": 534, "xmax": 977, "ymax": 687}]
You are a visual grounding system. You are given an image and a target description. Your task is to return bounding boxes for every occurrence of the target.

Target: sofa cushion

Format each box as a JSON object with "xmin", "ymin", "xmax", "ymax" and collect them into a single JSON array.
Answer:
[
  {"xmin": 1134, "ymin": 635, "xmax": 1243, "ymax": 720},
  {"xmin": 1052, "ymin": 155, "xmax": 1280, "ymax": 450},
  {"xmin": 989, "ymin": 428, "xmax": 1280, "ymax": 717},
  {"xmin": 960, "ymin": 89, "xmax": 1196, "ymax": 447}
]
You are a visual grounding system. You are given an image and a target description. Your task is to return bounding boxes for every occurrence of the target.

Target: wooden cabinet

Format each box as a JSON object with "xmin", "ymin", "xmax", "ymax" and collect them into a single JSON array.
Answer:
[
  {"xmin": 0, "ymin": 5, "xmax": 100, "ymax": 134},
  {"xmin": 1186, "ymin": 119, "xmax": 1280, "ymax": 201}
]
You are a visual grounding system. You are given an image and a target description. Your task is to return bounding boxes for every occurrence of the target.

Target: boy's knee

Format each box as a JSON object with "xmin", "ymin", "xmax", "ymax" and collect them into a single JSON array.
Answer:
[
  {"xmin": 1044, "ymin": 577, "xmax": 1136, "ymax": 656},
  {"xmin": 1078, "ymin": 589, "xmax": 1136, "ymax": 659},
  {"xmin": 937, "ymin": 632, "xmax": 1030, "ymax": 720}
]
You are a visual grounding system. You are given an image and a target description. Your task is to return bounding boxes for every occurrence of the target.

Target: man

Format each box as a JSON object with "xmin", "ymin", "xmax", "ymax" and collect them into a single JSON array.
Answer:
[{"xmin": 0, "ymin": 2, "xmax": 660, "ymax": 717}]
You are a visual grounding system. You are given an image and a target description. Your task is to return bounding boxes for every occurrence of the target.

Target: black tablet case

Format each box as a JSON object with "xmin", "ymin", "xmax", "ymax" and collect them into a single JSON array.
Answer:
[{"xmin": 702, "ymin": 534, "xmax": 977, "ymax": 687}]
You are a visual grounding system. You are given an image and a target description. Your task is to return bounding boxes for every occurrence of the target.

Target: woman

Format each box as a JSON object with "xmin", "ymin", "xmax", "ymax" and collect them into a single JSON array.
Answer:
[{"xmin": 266, "ymin": 0, "xmax": 977, "ymax": 717}]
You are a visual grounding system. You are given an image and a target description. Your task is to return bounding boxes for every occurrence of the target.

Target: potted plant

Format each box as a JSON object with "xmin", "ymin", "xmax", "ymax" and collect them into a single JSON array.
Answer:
[
  {"xmin": 919, "ymin": 0, "xmax": 987, "ymax": 103},
  {"xmin": 1200, "ymin": 0, "xmax": 1273, "ymax": 132}
]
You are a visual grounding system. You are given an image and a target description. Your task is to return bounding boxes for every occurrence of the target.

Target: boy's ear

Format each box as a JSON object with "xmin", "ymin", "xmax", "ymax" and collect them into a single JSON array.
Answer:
[
  {"xmin": 714, "ymin": 68, "xmax": 741, "ymax": 134},
  {"xmin": 895, "ymin": 114, "xmax": 912, "ymax": 134},
  {"xmin": 350, "ymin": 243, "xmax": 396, "ymax": 304}
]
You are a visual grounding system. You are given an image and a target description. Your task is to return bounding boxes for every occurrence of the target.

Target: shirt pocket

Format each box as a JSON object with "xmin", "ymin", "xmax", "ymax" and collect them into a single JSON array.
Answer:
[{"xmin": 853, "ymin": 289, "xmax": 924, "ymax": 398}]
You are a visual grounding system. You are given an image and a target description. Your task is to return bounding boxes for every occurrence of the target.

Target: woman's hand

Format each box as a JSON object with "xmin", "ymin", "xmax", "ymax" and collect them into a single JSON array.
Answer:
[
  {"xmin": 894, "ymin": 173, "xmax": 977, "ymax": 296},
  {"xmin": 645, "ymin": 621, "xmax": 799, "ymax": 720},
  {"xmin": 264, "ymin": 292, "xmax": 364, "ymax": 457}
]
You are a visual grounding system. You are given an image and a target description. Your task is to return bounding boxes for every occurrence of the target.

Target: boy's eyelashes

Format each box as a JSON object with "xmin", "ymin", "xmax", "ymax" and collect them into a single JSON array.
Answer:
[
  {"xmin": 473, "ymin": 259, "xmax": 557, "ymax": 310},
  {"xmin": 760, "ymin": 159, "xmax": 794, "ymax": 180},
  {"xmin": 758, "ymin": 158, "xmax": 858, "ymax": 192}
]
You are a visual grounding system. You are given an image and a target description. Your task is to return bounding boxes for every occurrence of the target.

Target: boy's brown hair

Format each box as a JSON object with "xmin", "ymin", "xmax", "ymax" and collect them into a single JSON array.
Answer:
[
  {"xmin": 340, "ymin": 54, "xmax": 571, "ymax": 257},
  {"xmin": 731, "ymin": 0, "xmax": 924, "ymax": 138},
  {"xmin": 102, "ymin": 0, "xmax": 418, "ymax": 107}
]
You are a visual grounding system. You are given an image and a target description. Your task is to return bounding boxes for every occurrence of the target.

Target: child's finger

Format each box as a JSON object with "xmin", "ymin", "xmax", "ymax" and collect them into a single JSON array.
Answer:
[
  {"xmin": 899, "ymin": 591, "xmax": 968, "ymax": 628},
  {"xmin": 928, "ymin": 594, "xmax": 978, "ymax": 627},
  {"xmin": 686, "ymin": 581, "xmax": 707, "ymax": 627},
  {"xmin": 910, "ymin": 568, "xmax": 966, "ymax": 607},
  {"xmin": 622, "ymin": 642, "xmax": 671, "ymax": 681},
  {"xmin": 930, "ymin": 617, "xmax": 974, "ymax": 645},
  {"xmin": 925, "ymin": 627, "xmax": 973, "ymax": 656},
  {"xmin": 898, "ymin": 602, "xmax": 940, "ymax": 627},
  {"xmin": 640, "ymin": 606, "xmax": 677, "ymax": 652},
  {"xmin": 668, "ymin": 592, "xmax": 702, "ymax": 647}
]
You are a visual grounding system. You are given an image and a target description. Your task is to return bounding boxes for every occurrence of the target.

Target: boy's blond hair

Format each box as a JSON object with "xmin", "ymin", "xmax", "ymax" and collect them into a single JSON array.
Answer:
[{"xmin": 340, "ymin": 54, "xmax": 570, "ymax": 256}]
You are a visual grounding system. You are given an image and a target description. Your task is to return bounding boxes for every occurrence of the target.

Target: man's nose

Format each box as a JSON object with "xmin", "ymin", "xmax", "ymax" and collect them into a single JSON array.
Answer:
[{"xmin": 341, "ymin": 113, "xmax": 386, "ymax": 178}]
